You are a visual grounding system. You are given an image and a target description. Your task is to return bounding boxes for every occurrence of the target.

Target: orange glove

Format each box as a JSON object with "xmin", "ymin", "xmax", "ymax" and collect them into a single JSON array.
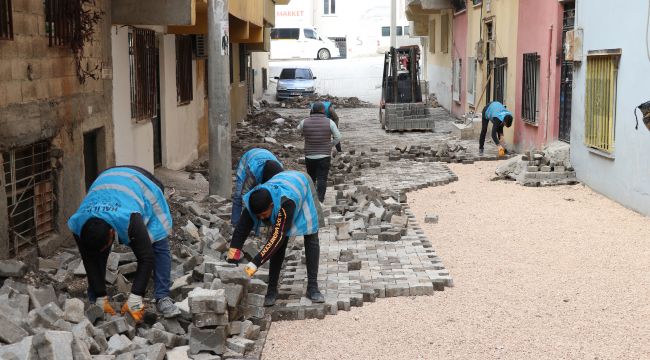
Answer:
[
  {"xmin": 244, "ymin": 263, "xmax": 258, "ymax": 278},
  {"xmin": 96, "ymin": 296, "xmax": 116, "ymax": 316},
  {"xmin": 121, "ymin": 294, "xmax": 145, "ymax": 323},
  {"xmin": 498, "ymin": 145, "xmax": 506, "ymax": 157},
  {"xmin": 227, "ymin": 248, "xmax": 243, "ymax": 264}
]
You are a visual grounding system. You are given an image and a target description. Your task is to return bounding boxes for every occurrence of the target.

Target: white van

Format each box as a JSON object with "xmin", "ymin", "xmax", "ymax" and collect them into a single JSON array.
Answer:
[{"xmin": 270, "ymin": 27, "xmax": 341, "ymax": 60}]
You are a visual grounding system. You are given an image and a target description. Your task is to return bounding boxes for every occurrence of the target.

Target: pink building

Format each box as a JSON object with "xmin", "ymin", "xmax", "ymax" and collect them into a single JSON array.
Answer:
[
  {"xmin": 451, "ymin": 9, "xmax": 468, "ymax": 118},
  {"xmin": 514, "ymin": 0, "xmax": 567, "ymax": 150}
]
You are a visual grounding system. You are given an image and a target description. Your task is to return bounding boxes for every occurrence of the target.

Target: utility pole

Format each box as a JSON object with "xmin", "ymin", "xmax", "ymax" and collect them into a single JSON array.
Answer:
[
  {"xmin": 390, "ymin": 0, "xmax": 397, "ymax": 48},
  {"xmin": 207, "ymin": 0, "xmax": 232, "ymax": 197}
]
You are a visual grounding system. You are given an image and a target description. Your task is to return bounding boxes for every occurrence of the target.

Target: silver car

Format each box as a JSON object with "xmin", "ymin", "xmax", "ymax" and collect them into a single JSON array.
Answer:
[{"xmin": 275, "ymin": 68, "xmax": 316, "ymax": 101}]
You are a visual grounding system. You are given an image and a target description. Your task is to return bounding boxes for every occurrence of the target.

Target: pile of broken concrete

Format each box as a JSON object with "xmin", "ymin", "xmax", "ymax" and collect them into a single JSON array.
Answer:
[
  {"xmin": 495, "ymin": 141, "xmax": 579, "ymax": 187},
  {"xmin": 388, "ymin": 143, "xmax": 500, "ymax": 164},
  {"xmin": 0, "ymin": 194, "xmax": 273, "ymax": 359}
]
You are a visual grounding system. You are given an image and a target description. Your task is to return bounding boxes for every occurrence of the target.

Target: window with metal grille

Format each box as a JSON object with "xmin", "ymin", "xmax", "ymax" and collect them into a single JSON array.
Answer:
[
  {"xmin": 428, "ymin": 20, "xmax": 435, "ymax": 54},
  {"xmin": 493, "ymin": 57, "xmax": 507, "ymax": 104},
  {"xmin": 45, "ymin": 0, "xmax": 81, "ymax": 47},
  {"xmin": 585, "ymin": 52, "xmax": 619, "ymax": 153},
  {"xmin": 467, "ymin": 57, "xmax": 476, "ymax": 105},
  {"xmin": 522, "ymin": 53, "xmax": 540, "ymax": 123},
  {"xmin": 129, "ymin": 28, "xmax": 159, "ymax": 121},
  {"xmin": 176, "ymin": 35, "xmax": 193, "ymax": 105},
  {"xmin": 239, "ymin": 43, "xmax": 246, "ymax": 82},
  {"xmin": 441, "ymin": 14, "xmax": 449, "ymax": 53},
  {"xmin": 3, "ymin": 141, "xmax": 55, "ymax": 255},
  {"xmin": 472, "ymin": 0, "xmax": 482, "ymax": 5},
  {"xmin": 452, "ymin": 58, "xmax": 461, "ymax": 102},
  {"xmin": 451, "ymin": 0, "xmax": 466, "ymax": 12},
  {"xmin": 0, "ymin": 0, "xmax": 13, "ymax": 40},
  {"xmin": 324, "ymin": 0, "xmax": 335, "ymax": 15}
]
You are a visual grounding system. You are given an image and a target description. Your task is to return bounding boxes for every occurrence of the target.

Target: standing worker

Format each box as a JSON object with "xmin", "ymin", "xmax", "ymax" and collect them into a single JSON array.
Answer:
[
  {"xmin": 311, "ymin": 100, "xmax": 342, "ymax": 153},
  {"xmin": 479, "ymin": 100, "xmax": 514, "ymax": 157},
  {"xmin": 67, "ymin": 166, "xmax": 180, "ymax": 321},
  {"xmin": 226, "ymin": 170, "xmax": 325, "ymax": 306},
  {"xmin": 231, "ymin": 148, "xmax": 284, "ymax": 225},
  {"xmin": 299, "ymin": 101, "xmax": 342, "ymax": 203}
]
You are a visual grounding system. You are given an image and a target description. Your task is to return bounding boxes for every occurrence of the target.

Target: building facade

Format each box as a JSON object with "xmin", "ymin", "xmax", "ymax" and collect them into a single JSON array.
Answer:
[
  {"xmin": 0, "ymin": 0, "xmax": 114, "ymax": 258},
  {"xmin": 570, "ymin": 0, "xmax": 650, "ymax": 215}
]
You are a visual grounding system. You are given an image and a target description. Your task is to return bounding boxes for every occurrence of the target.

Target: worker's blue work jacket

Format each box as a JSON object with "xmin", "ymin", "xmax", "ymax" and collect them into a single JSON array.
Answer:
[
  {"xmin": 484, "ymin": 101, "xmax": 513, "ymax": 123},
  {"xmin": 243, "ymin": 171, "xmax": 323, "ymax": 237},
  {"xmin": 68, "ymin": 167, "xmax": 172, "ymax": 245},
  {"xmin": 310, "ymin": 101, "xmax": 333, "ymax": 118},
  {"xmin": 232, "ymin": 148, "xmax": 283, "ymax": 225}
]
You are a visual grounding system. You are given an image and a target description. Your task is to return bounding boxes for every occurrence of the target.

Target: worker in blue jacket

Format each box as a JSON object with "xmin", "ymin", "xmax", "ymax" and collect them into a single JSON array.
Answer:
[
  {"xmin": 227, "ymin": 171, "xmax": 325, "ymax": 306},
  {"xmin": 232, "ymin": 148, "xmax": 284, "ymax": 225},
  {"xmin": 68, "ymin": 166, "xmax": 180, "ymax": 322},
  {"xmin": 479, "ymin": 101, "xmax": 514, "ymax": 156},
  {"xmin": 311, "ymin": 100, "xmax": 342, "ymax": 153}
]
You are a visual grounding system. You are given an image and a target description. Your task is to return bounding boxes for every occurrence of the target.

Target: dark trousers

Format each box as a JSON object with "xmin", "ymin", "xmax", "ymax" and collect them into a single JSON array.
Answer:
[
  {"xmin": 305, "ymin": 157, "xmax": 331, "ymax": 203},
  {"xmin": 479, "ymin": 116, "xmax": 491, "ymax": 151},
  {"xmin": 267, "ymin": 233, "xmax": 320, "ymax": 293}
]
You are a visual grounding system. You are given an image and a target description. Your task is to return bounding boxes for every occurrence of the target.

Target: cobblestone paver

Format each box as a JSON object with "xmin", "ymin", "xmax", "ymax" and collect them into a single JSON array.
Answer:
[{"xmin": 266, "ymin": 107, "xmax": 465, "ymax": 320}]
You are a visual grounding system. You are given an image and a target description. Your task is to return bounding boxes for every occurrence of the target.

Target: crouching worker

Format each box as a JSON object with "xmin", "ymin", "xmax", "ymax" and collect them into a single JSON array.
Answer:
[
  {"xmin": 231, "ymin": 148, "xmax": 284, "ymax": 226},
  {"xmin": 227, "ymin": 171, "xmax": 325, "ymax": 306},
  {"xmin": 479, "ymin": 100, "xmax": 514, "ymax": 157},
  {"xmin": 67, "ymin": 166, "xmax": 180, "ymax": 322}
]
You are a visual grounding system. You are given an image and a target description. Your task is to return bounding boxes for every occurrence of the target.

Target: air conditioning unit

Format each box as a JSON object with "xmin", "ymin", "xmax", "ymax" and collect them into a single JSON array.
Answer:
[
  {"xmin": 475, "ymin": 41, "xmax": 484, "ymax": 62},
  {"xmin": 194, "ymin": 35, "xmax": 207, "ymax": 59}
]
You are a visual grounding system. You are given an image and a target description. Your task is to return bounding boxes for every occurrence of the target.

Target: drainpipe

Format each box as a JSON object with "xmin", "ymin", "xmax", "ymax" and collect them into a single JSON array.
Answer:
[{"xmin": 545, "ymin": 24, "xmax": 553, "ymax": 145}]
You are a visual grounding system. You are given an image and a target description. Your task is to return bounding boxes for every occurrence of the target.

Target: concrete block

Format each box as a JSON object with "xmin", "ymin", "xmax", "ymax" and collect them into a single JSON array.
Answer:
[
  {"xmin": 85, "ymin": 304, "xmax": 104, "ymax": 324},
  {"xmin": 526, "ymin": 165, "xmax": 539, "ymax": 172},
  {"xmin": 64, "ymin": 298, "xmax": 86, "ymax": 323},
  {"xmin": 188, "ymin": 325, "xmax": 226, "ymax": 355},
  {"xmin": 193, "ymin": 312, "xmax": 229, "ymax": 328},
  {"xmin": 351, "ymin": 231, "xmax": 367, "ymax": 240},
  {"xmin": 145, "ymin": 328, "xmax": 186, "ymax": 348},
  {"xmin": 540, "ymin": 165, "xmax": 552, "ymax": 172},
  {"xmin": 118, "ymin": 262, "xmax": 137, "ymax": 276},
  {"xmin": 226, "ymin": 336, "xmax": 255, "ymax": 354},
  {"xmin": 0, "ymin": 312, "xmax": 29, "ymax": 344},
  {"xmin": 347, "ymin": 260, "xmax": 362, "ymax": 271},
  {"xmin": 33, "ymin": 331, "xmax": 74, "ymax": 360},
  {"xmin": 0, "ymin": 259, "xmax": 28, "ymax": 277},
  {"xmin": 385, "ymin": 284, "xmax": 410, "ymax": 297},
  {"xmin": 246, "ymin": 293, "xmax": 266, "ymax": 307},
  {"xmin": 97, "ymin": 318, "xmax": 129, "ymax": 338},
  {"xmin": 71, "ymin": 335, "xmax": 92, "ymax": 360},
  {"xmin": 224, "ymin": 283, "xmax": 244, "ymax": 308},
  {"xmin": 28, "ymin": 284, "xmax": 57, "ymax": 308},
  {"xmin": 249, "ymin": 314, "xmax": 271, "ymax": 332},
  {"xmin": 554, "ymin": 166, "xmax": 565, "ymax": 172},
  {"xmin": 189, "ymin": 289, "xmax": 227, "ymax": 314},
  {"xmin": 271, "ymin": 307, "xmax": 305, "ymax": 321},
  {"xmin": 228, "ymin": 321, "xmax": 242, "ymax": 335},
  {"xmin": 378, "ymin": 231, "xmax": 401, "ymax": 242},
  {"xmin": 424, "ymin": 214, "xmax": 439, "ymax": 224},
  {"xmin": 218, "ymin": 267, "xmax": 250, "ymax": 286},
  {"xmin": 106, "ymin": 334, "xmax": 134, "ymax": 356},
  {"xmin": 29, "ymin": 302, "xmax": 65, "ymax": 329},
  {"xmin": 247, "ymin": 279, "xmax": 267, "ymax": 295}
]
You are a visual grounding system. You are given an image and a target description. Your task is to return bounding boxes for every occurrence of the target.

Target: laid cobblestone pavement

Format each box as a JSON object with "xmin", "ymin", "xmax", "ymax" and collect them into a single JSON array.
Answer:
[{"xmin": 265, "ymin": 107, "xmax": 483, "ymax": 321}]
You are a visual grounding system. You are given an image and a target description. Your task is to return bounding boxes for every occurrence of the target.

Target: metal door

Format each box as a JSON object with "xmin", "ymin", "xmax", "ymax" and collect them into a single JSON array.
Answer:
[{"xmin": 558, "ymin": 3, "xmax": 575, "ymax": 142}]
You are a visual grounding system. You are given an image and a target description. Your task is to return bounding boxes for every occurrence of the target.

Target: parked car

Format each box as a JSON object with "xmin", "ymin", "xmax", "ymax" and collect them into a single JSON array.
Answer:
[
  {"xmin": 274, "ymin": 68, "xmax": 316, "ymax": 101},
  {"xmin": 270, "ymin": 27, "xmax": 340, "ymax": 60}
]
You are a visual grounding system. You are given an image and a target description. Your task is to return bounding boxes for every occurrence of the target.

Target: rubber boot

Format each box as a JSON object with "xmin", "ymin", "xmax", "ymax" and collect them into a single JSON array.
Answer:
[{"xmin": 304, "ymin": 233, "xmax": 324, "ymax": 303}]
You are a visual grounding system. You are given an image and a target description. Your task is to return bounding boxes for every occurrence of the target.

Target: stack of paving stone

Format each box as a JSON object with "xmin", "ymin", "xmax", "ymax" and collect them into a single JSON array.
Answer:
[
  {"xmin": 383, "ymin": 103, "xmax": 435, "ymax": 131},
  {"xmin": 495, "ymin": 151, "xmax": 579, "ymax": 187},
  {"xmin": 387, "ymin": 143, "xmax": 500, "ymax": 164}
]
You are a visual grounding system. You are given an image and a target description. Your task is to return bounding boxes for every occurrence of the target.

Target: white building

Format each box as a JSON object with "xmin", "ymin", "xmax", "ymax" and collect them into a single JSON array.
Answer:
[{"xmin": 275, "ymin": 0, "xmax": 421, "ymax": 57}]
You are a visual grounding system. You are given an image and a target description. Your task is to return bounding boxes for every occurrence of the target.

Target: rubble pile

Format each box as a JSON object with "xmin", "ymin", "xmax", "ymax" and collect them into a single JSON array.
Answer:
[
  {"xmin": 0, "ymin": 195, "xmax": 275, "ymax": 359},
  {"xmin": 495, "ymin": 142, "xmax": 578, "ymax": 187},
  {"xmin": 268, "ymin": 94, "xmax": 374, "ymax": 109},
  {"xmin": 387, "ymin": 143, "xmax": 500, "ymax": 164}
]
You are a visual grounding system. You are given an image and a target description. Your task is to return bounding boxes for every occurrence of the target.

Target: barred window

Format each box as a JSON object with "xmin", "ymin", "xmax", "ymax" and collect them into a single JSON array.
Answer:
[
  {"xmin": 45, "ymin": 0, "xmax": 81, "ymax": 47},
  {"xmin": 522, "ymin": 53, "xmax": 540, "ymax": 123},
  {"xmin": 452, "ymin": 58, "xmax": 461, "ymax": 102},
  {"xmin": 585, "ymin": 52, "xmax": 620, "ymax": 153},
  {"xmin": 129, "ymin": 28, "xmax": 159, "ymax": 121},
  {"xmin": 467, "ymin": 57, "xmax": 477, "ymax": 105},
  {"xmin": 0, "ymin": 0, "xmax": 13, "ymax": 40},
  {"xmin": 441, "ymin": 14, "xmax": 449, "ymax": 54},
  {"xmin": 176, "ymin": 35, "xmax": 193, "ymax": 105}
]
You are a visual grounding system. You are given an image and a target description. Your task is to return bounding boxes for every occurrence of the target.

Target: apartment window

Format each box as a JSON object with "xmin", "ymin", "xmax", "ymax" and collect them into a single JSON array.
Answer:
[
  {"xmin": 522, "ymin": 53, "xmax": 540, "ymax": 123},
  {"xmin": 324, "ymin": 0, "xmax": 335, "ymax": 15},
  {"xmin": 585, "ymin": 52, "xmax": 620, "ymax": 153},
  {"xmin": 441, "ymin": 14, "xmax": 449, "ymax": 53},
  {"xmin": 239, "ymin": 43, "xmax": 246, "ymax": 82},
  {"xmin": 452, "ymin": 58, "xmax": 462, "ymax": 102},
  {"xmin": 451, "ymin": 0, "xmax": 467, "ymax": 12},
  {"xmin": 45, "ymin": 0, "xmax": 82, "ymax": 47},
  {"xmin": 3, "ymin": 141, "xmax": 55, "ymax": 255},
  {"xmin": 428, "ymin": 20, "xmax": 436, "ymax": 54},
  {"xmin": 493, "ymin": 57, "xmax": 507, "ymax": 104},
  {"xmin": 395, "ymin": 26, "xmax": 403, "ymax": 36},
  {"xmin": 381, "ymin": 26, "xmax": 390, "ymax": 37},
  {"xmin": 472, "ymin": 0, "xmax": 482, "ymax": 5},
  {"xmin": 129, "ymin": 28, "xmax": 159, "ymax": 121},
  {"xmin": 467, "ymin": 57, "xmax": 477, "ymax": 105},
  {"xmin": 0, "ymin": 0, "xmax": 13, "ymax": 40},
  {"xmin": 403, "ymin": 26, "xmax": 410, "ymax": 36},
  {"xmin": 176, "ymin": 35, "xmax": 193, "ymax": 105}
]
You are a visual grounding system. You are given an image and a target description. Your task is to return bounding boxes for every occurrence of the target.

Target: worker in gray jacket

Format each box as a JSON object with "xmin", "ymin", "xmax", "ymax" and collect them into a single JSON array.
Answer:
[{"xmin": 298, "ymin": 102, "xmax": 342, "ymax": 203}]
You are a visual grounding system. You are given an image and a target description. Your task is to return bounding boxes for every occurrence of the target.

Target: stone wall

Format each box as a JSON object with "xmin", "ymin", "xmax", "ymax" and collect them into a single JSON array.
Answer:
[{"xmin": 0, "ymin": 0, "xmax": 114, "ymax": 258}]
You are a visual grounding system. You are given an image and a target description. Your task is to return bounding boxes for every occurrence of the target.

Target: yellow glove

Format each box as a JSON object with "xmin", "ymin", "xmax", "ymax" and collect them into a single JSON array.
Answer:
[
  {"xmin": 244, "ymin": 263, "xmax": 258, "ymax": 278},
  {"xmin": 498, "ymin": 145, "xmax": 506, "ymax": 157},
  {"xmin": 96, "ymin": 296, "xmax": 116, "ymax": 316},
  {"xmin": 121, "ymin": 294, "xmax": 145, "ymax": 323}
]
